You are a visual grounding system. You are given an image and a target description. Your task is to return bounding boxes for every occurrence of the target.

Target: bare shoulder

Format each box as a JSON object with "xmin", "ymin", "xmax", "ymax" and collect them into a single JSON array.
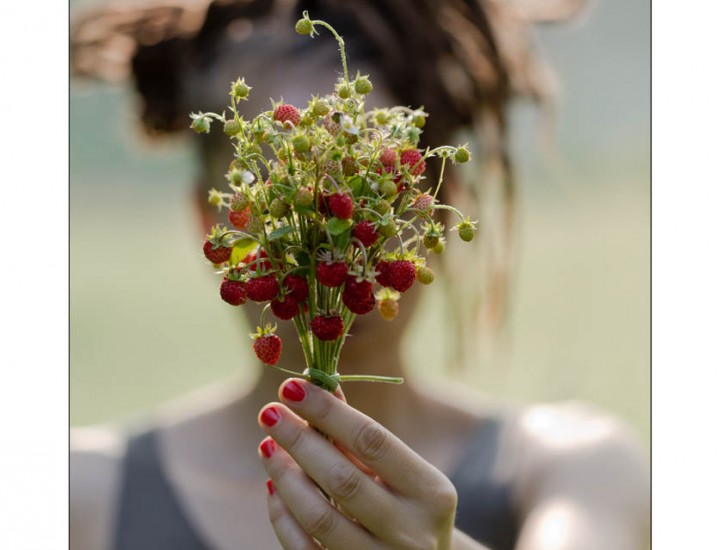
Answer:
[
  {"xmin": 512, "ymin": 401, "xmax": 649, "ymax": 513},
  {"xmin": 70, "ymin": 425, "xmax": 127, "ymax": 550}
]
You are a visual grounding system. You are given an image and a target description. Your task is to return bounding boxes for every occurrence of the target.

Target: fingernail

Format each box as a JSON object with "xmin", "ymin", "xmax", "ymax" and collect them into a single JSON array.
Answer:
[
  {"xmin": 260, "ymin": 406, "xmax": 280, "ymax": 427},
  {"xmin": 260, "ymin": 438, "xmax": 276, "ymax": 458},
  {"xmin": 282, "ymin": 380, "xmax": 306, "ymax": 402},
  {"xmin": 266, "ymin": 479, "xmax": 276, "ymax": 495}
]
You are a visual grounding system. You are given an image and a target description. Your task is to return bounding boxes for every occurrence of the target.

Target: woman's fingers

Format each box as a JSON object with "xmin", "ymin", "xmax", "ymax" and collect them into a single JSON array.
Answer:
[
  {"xmin": 276, "ymin": 378, "xmax": 455, "ymax": 502},
  {"xmin": 258, "ymin": 404, "xmax": 407, "ymax": 541},
  {"xmin": 258, "ymin": 437, "xmax": 378, "ymax": 550},
  {"xmin": 265, "ymin": 479, "xmax": 323, "ymax": 550}
]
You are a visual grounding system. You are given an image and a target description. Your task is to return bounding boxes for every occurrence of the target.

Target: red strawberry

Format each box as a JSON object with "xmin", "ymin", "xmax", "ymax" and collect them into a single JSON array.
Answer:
[
  {"xmin": 311, "ymin": 314, "xmax": 344, "ymax": 341},
  {"xmin": 203, "ymin": 240, "xmax": 232, "ymax": 264},
  {"xmin": 375, "ymin": 260, "xmax": 393, "ymax": 287},
  {"xmin": 352, "ymin": 220, "xmax": 379, "ymax": 248},
  {"xmin": 344, "ymin": 277, "xmax": 374, "ymax": 300},
  {"xmin": 327, "ymin": 193, "xmax": 354, "ymax": 219},
  {"xmin": 283, "ymin": 274, "xmax": 309, "ymax": 302},
  {"xmin": 342, "ymin": 278, "xmax": 376, "ymax": 315},
  {"xmin": 271, "ymin": 295, "xmax": 299, "ymax": 320},
  {"xmin": 400, "ymin": 149, "xmax": 426, "ymax": 176},
  {"xmin": 220, "ymin": 278, "xmax": 247, "ymax": 306},
  {"xmin": 273, "ymin": 104, "xmax": 301, "ymax": 127},
  {"xmin": 389, "ymin": 260, "xmax": 416, "ymax": 292},
  {"xmin": 316, "ymin": 261, "xmax": 348, "ymax": 287},
  {"xmin": 378, "ymin": 148, "xmax": 397, "ymax": 168},
  {"xmin": 412, "ymin": 193, "xmax": 435, "ymax": 212},
  {"xmin": 253, "ymin": 334, "xmax": 282, "ymax": 365},
  {"xmin": 229, "ymin": 207, "xmax": 252, "ymax": 230},
  {"xmin": 246, "ymin": 274, "xmax": 279, "ymax": 302}
]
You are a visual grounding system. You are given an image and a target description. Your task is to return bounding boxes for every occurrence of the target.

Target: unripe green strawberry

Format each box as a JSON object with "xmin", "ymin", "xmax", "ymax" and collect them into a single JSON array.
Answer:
[
  {"xmin": 378, "ymin": 219, "xmax": 397, "ymax": 238},
  {"xmin": 292, "ymin": 135, "xmax": 311, "ymax": 153},
  {"xmin": 190, "ymin": 115, "xmax": 210, "ymax": 134},
  {"xmin": 406, "ymin": 127, "xmax": 421, "ymax": 144},
  {"xmin": 337, "ymin": 84, "xmax": 352, "ymax": 99},
  {"xmin": 295, "ymin": 17, "xmax": 313, "ymax": 35},
  {"xmin": 379, "ymin": 179, "xmax": 398, "ymax": 199},
  {"xmin": 454, "ymin": 146, "xmax": 471, "ymax": 163},
  {"xmin": 374, "ymin": 110, "xmax": 390, "ymax": 125},
  {"xmin": 224, "ymin": 119, "xmax": 241, "ymax": 136},
  {"xmin": 354, "ymin": 76, "xmax": 373, "ymax": 95},
  {"xmin": 375, "ymin": 199, "xmax": 392, "ymax": 215},
  {"xmin": 416, "ymin": 265, "xmax": 434, "ymax": 285},
  {"xmin": 313, "ymin": 100, "xmax": 330, "ymax": 117},
  {"xmin": 295, "ymin": 187, "xmax": 314, "ymax": 209},
  {"xmin": 423, "ymin": 233, "xmax": 439, "ymax": 249},
  {"xmin": 457, "ymin": 219, "xmax": 477, "ymax": 242},
  {"xmin": 269, "ymin": 198, "xmax": 290, "ymax": 218},
  {"xmin": 412, "ymin": 114, "xmax": 426, "ymax": 128},
  {"xmin": 231, "ymin": 78, "xmax": 251, "ymax": 100},
  {"xmin": 432, "ymin": 240, "xmax": 445, "ymax": 254}
]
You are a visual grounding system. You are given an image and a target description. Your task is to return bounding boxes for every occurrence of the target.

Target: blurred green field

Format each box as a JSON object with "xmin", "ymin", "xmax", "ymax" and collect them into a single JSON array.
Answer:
[{"xmin": 70, "ymin": 0, "xmax": 649, "ymax": 449}]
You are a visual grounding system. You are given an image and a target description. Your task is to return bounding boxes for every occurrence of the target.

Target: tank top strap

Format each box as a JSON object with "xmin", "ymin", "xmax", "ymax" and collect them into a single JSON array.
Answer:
[
  {"xmin": 113, "ymin": 429, "xmax": 209, "ymax": 550},
  {"xmin": 448, "ymin": 415, "xmax": 520, "ymax": 550}
]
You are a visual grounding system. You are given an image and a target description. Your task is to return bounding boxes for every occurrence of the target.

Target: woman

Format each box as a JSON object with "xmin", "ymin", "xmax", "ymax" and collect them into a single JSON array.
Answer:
[{"xmin": 70, "ymin": 1, "xmax": 649, "ymax": 548}]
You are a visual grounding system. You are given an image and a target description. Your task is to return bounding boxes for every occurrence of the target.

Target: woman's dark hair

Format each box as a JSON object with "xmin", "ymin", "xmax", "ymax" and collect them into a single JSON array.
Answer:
[{"xmin": 71, "ymin": 0, "xmax": 582, "ymax": 367}]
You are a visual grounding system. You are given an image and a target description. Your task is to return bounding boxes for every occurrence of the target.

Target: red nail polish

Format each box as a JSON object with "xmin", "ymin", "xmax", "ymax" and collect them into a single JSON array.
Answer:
[
  {"xmin": 260, "ymin": 438, "xmax": 276, "ymax": 458},
  {"xmin": 260, "ymin": 406, "xmax": 280, "ymax": 427},
  {"xmin": 282, "ymin": 380, "xmax": 306, "ymax": 402},
  {"xmin": 266, "ymin": 479, "xmax": 276, "ymax": 495}
]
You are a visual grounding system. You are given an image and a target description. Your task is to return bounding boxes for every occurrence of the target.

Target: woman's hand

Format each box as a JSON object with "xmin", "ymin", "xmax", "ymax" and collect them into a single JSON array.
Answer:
[{"xmin": 257, "ymin": 377, "xmax": 479, "ymax": 550}]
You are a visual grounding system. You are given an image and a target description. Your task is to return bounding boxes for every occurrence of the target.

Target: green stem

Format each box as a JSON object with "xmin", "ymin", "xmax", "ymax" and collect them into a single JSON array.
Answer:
[{"xmin": 312, "ymin": 20, "xmax": 350, "ymax": 85}]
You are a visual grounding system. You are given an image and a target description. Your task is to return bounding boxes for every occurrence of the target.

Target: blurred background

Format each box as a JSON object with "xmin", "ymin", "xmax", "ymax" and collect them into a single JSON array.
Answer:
[{"xmin": 70, "ymin": 0, "xmax": 649, "ymax": 448}]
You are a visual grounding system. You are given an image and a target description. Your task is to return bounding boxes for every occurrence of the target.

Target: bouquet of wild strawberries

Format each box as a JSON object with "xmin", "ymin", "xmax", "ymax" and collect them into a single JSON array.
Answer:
[{"xmin": 192, "ymin": 13, "xmax": 476, "ymax": 392}]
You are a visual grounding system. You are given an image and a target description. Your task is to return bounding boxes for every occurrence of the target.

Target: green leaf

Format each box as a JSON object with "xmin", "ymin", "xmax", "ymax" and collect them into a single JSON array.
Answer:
[
  {"xmin": 231, "ymin": 238, "xmax": 257, "ymax": 265},
  {"xmin": 347, "ymin": 175, "xmax": 365, "ymax": 197},
  {"xmin": 268, "ymin": 225, "xmax": 294, "ymax": 241},
  {"xmin": 327, "ymin": 217, "xmax": 353, "ymax": 236}
]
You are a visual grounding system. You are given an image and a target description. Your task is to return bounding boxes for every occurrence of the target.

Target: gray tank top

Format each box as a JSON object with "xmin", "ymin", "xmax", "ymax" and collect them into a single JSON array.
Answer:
[{"xmin": 113, "ymin": 419, "xmax": 518, "ymax": 549}]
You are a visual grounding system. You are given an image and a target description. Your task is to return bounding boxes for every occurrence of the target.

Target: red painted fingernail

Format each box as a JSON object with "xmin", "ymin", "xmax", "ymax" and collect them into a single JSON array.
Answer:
[
  {"xmin": 260, "ymin": 406, "xmax": 280, "ymax": 427},
  {"xmin": 282, "ymin": 380, "xmax": 306, "ymax": 402},
  {"xmin": 260, "ymin": 438, "xmax": 276, "ymax": 458},
  {"xmin": 266, "ymin": 479, "xmax": 276, "ymax": 495}
]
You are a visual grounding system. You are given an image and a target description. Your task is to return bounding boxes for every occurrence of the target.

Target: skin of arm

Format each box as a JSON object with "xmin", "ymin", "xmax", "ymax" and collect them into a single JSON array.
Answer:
[{"xmin": 514, "ymin": 404, "xmax": 650, "ymax": 550}]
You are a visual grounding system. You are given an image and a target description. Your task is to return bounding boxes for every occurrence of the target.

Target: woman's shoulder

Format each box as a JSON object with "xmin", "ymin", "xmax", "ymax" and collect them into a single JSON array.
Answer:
[
  {"xmin": 511, "ymin": 400, "xmax": 647, "ymax": 464},
  {"xmin": 509, "ymin": 400, "xmax": 649, "ymax": 515},
  {"xmin": 70, "ymin": 425, "xmax": 128, "ymax": 550}
]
